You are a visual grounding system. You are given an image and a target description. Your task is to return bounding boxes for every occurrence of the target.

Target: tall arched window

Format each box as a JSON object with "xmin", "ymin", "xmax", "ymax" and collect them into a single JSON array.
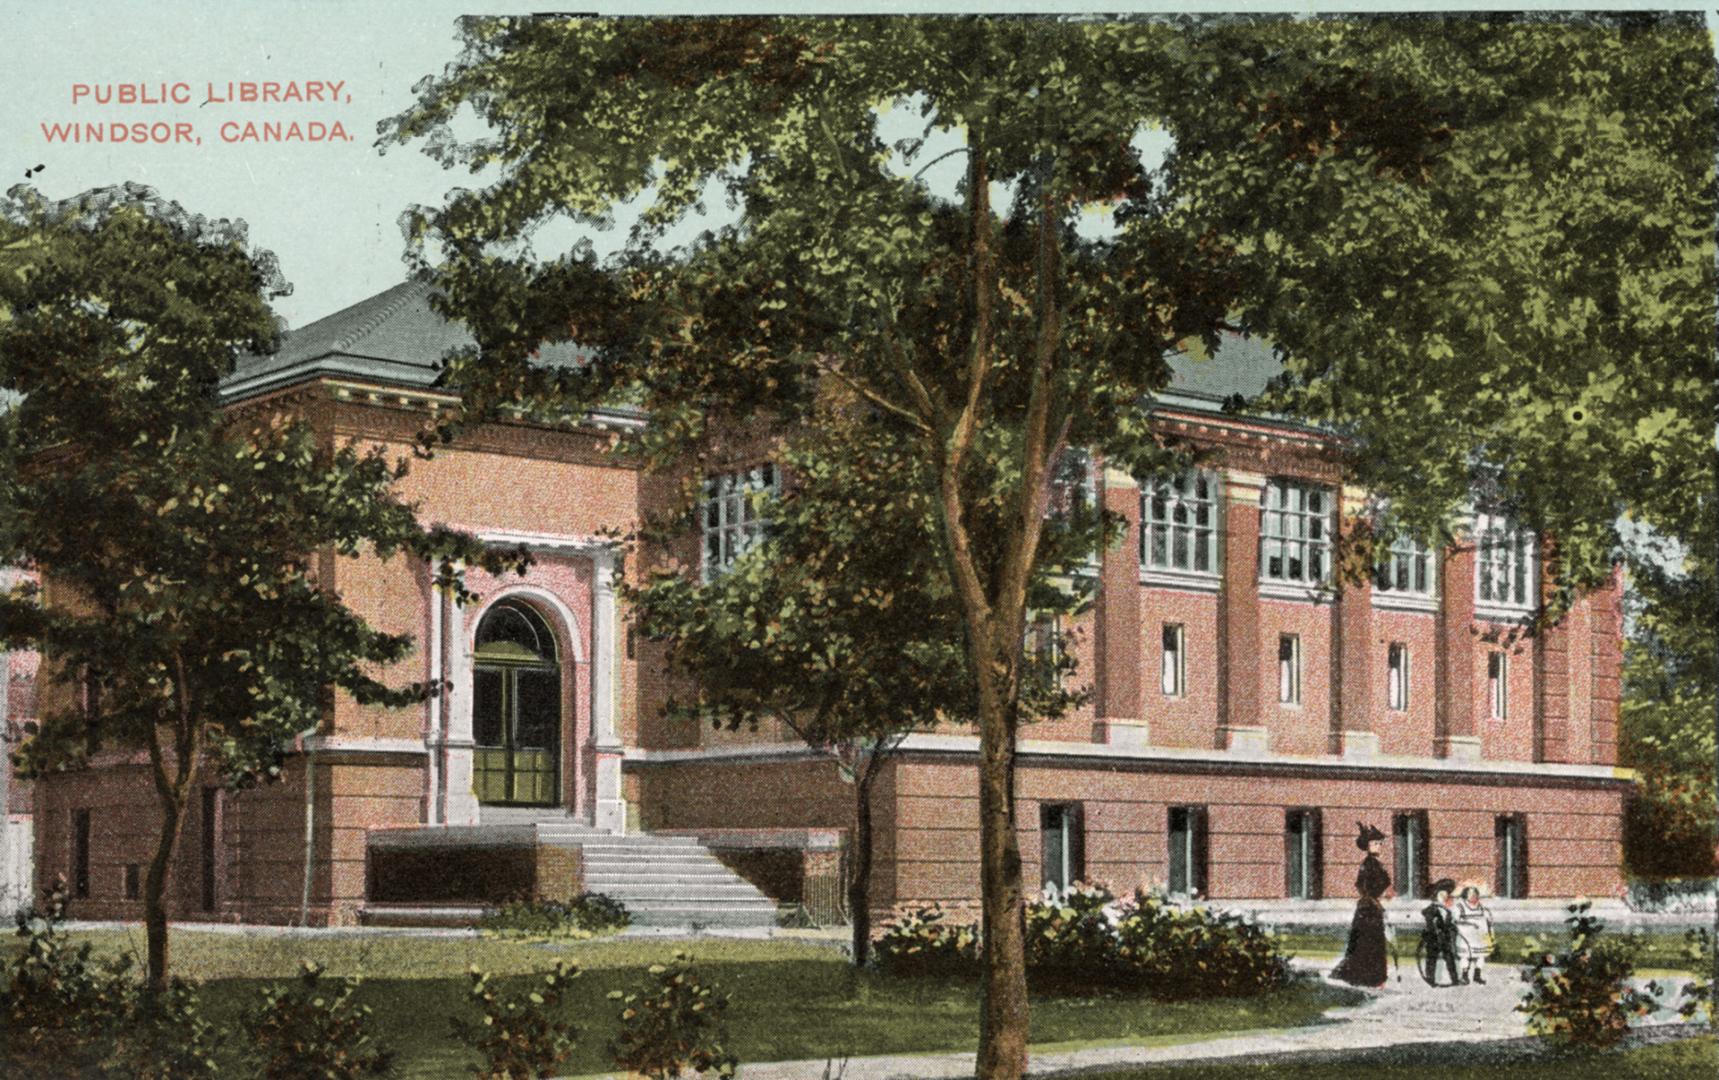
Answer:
[{"xmin": 472, "ymin": 600, "xmax": 561, "ymax": 806}]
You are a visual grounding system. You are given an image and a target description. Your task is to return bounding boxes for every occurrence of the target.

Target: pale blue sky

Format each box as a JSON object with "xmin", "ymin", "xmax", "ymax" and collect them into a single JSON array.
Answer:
[{"xmin": 2, "ymin": 2, "xmax": 1709, "ymax": 329}]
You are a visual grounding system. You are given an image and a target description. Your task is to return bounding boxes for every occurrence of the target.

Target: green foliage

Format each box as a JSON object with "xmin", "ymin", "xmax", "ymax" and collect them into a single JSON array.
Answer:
[
  {"xmin": 873, "ymin": 905, "xmax": 982, "ymax": 979},
  {"xmin": 1517, "ymin": 901, "xmax": 1660, "ymax": 1050},
  {"xmin": 1669, "ymin": 927, "xmax": 1713, "ymax": 1025},
  {"xmin": 1, "ymin": 881, "xmax": 216, "ymax": 1077},
  {"xmin": 1, "ymin": 881, "xmax": 137, "ymax": 1061},
  {"xmin": 102, "ymin": 978, "xmax": 221, "ymax": 1080},
  {"xmin": 1022, "ymin": 882, "xmax": 1121, "ymax": 987},
  {"xmin": 451, "ymin": 962, "xmax": 580, "ymax": 1080},
  {"xmin": 243, "ymin": 961, "xmax": 396, "ymax": 1080},
  {"xmin": 607, "ymin": 951, "xmax": 738, "ymax": 1079},
  {"xmin": 0, "ymin": 183, "xmax": 523, "ymax": 988},
  {"xmin": 477, "ymin": 894, "xmax": 631, "ymax": 939},
  {"xmin": 1110, "ymin": 889, "xmax": 1293, "ymax": 1000},
  {"xmin": 1620, "ymin": 640, "xmax": 1717, "ymax": 881},
  {"xmin": 878, "ymin": 888, "xmax": 1293, "ymax": 999},
  {"xmin": 1204, "ymin": 16, "xmax": 1718, "ymax": 614},
  {"xmin": 383, "ymin": 17, "xmax": 1709, "ymax": 1073}
]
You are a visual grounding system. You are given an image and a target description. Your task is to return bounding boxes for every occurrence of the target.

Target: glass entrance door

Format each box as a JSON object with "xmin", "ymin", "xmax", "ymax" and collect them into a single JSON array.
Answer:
[{"xmin": 471, "ymin": 601, "xmax": 561, "ymax": 806}]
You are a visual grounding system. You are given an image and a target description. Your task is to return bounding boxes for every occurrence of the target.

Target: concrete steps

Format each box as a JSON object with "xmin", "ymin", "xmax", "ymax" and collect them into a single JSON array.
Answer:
[
  {"xmin": 385, "ymin": 811, "xmax": 780, "ymax": 931},
  {"xmin": 572, "ymin": 831, "xmax": 777, "ymax": 930}
]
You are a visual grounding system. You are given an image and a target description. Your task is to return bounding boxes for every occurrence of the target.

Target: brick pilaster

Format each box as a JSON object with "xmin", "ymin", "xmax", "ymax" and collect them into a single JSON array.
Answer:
[
  {"xmin": 1535, "ymin": 540, "xmax": 1572, "ymax": 763},
  {"xmin": 1217, "ymin": 471, "xmax": 1264, "ymax": 742},
  {"xmin": 1436, "ymin": 544, "xmax": 1478, "ymax": 759},
  {"xmin": 1332, "ymin": 495, "xmax": 1375, "ymax": 757},
  {"xmin": 1095, "ymin": 467, "xmax": 1143, "ymax": 726},
  {"xmin": 1587, "ymin": 565, "xmax": 1624, "ymax": 766}
]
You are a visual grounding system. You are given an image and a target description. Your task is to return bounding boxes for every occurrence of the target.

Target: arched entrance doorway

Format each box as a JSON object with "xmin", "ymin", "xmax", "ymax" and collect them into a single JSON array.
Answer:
[{"xmin": 471, "ymin": 599, "xmax": 562, "ymax": 807}]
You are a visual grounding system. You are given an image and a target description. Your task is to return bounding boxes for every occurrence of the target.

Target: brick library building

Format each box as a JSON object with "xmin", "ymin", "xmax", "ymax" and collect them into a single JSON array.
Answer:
[{"xmin": 30, "ymin": 282, "xmax": 1630, "ymax": 928}]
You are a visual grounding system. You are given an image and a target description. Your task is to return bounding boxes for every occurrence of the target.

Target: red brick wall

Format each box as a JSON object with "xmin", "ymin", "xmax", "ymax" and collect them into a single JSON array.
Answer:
[
  {"xmin": 1371, "ymin": 610, "xmax": 1440, "ymax": 756},
  {"xmin": 1139, "ymin": 588, "xmax": 1222, "ymax": 749},
  {"xmin": 1256, "ymin": 599, "xmax": 1335, "ymax": 756},
  {"xmin": 30, "ymin": 754, "xmax": 424, "ymax": 925},
  {"xmin": 886, "ymin": 756, "xmax": 1625, "ymax": 908}
]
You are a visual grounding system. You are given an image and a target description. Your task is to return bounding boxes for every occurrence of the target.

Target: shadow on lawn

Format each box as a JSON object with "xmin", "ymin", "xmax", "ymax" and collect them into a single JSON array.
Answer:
[{"xmin": 185, "ymin": 961, "xmax": 1360, "ymax": 1078}]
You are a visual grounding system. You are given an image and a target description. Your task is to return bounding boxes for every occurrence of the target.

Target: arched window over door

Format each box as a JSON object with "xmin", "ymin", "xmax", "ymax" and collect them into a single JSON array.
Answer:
[{"xmin": 472, "ymin": 600, "xmax": 561, "ymax": 806}]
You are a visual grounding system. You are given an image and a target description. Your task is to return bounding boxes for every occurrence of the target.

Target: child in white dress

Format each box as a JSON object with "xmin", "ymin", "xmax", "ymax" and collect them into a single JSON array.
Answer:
[{"xmin": 1455, "ymin": 884, "xmax": 1494, "ymax": 985}]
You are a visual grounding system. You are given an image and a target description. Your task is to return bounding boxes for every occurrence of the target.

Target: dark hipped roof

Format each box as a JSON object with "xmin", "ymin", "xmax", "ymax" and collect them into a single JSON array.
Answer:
[{"xmin": 222, "ymin": 280, "xmax": 1285, "ymax": 417}]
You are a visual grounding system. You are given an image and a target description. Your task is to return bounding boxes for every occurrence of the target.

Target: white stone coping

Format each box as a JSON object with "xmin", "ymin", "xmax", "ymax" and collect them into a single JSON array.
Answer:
[
  {"xmin": 1138, "ymin": 567, "xmax": 1223, "ymax": 593},
  {"xmin": 303, "ymin": 736, "xmax": 427, "ymax": 757},
  {"xmin": 623, "ymin": 734, "xmax": 1632, "ymax": 785},
  {"xmin": 1474, "ymin": 602, "xmax": 1537, "ymax": 625},
  {"xmin": 1371, "ymin": 591, "xmax": 1439, "ymax": 614},
  {"xmin": 1256, "ymin": 580, "xmax": 1336, "ymax": 605}
]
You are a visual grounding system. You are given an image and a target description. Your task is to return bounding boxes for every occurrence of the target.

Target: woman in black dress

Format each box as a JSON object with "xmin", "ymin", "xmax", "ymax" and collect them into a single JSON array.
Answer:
[{"xmin": 1331, "ymin": 822, "xmax": 1391, "ymax": 987}]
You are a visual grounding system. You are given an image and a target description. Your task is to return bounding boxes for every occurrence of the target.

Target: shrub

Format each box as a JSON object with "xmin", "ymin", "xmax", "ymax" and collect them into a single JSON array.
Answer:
[
  {"xmin": 1670, "ymin": 927, "xmax": 1713, "ymax": 1024},
  {"xmin": 478, "ymin": 893, "xmax": 631, "ymax": 939},
  {"xmin": 1517, "ymin": 901, "xmax": 1659, "ymax": 1050},
  {"xmin": 1111, "ymin": 889, "xmax": 1292, "ymax": 1000},
  {"xmin": 608, "ymin": 951, "xmax": 738, "ymax": 1079},
  {"xmin": 1, "ymin": 880, "xmax": 137, "ymax": 1062},
  {"xmin": 243, "ymin": 961, "xmax": 395, "ymax": 1079},
  {"xmin": 1023, "ymin": 882, "xmax": 1123, "ymax": 987},
  {"xmin": 872, "ymin": 905, "xmax": 980, "ymax": 979},
  {"xmin": 451, "ymin": 962, "xmax": 580, "ymax": 1080},
  {"xmin": 874, "ymin": 889, "xmax": 1292, "ymax": 999},
  {"xmin": 101, "ymin": 978, "xmax": 220, "ymax": 1080}
]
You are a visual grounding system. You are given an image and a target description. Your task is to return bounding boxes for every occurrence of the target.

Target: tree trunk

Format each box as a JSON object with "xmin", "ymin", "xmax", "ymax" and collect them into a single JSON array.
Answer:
[
  {"xmin": 849, "ymin": 763, "xmax": 876, "ymax": 967},
  {"xmin": 144, "ymin": 783, "xmax": 190, "ymax": 994},
  {"xmin": 974, "ymin": 665, "xmax": 1029, "ymax": 1080}
]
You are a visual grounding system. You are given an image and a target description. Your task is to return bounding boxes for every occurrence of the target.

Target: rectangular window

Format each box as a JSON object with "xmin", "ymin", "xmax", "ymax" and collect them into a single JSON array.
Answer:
[
  {"xmin": 1494, "ymin": 815, "xmax": 1528, "ymax": 899},
  {"xmin": 1039, "ymin": 803, "xmax": 1085, "ymax": 894},
  {"xmin": 1278, "ymin": 634, "xmax": 1301, "ymax": 705},
  {"xmin": 1392, "ymin": 811, "xmax": 1429, "ymax": 899},
  {"xmin": 124, "ymin": 864, "xmax": 140, "ymax": 901},
  {"xmin": 72, "ymin": 808, "xmax": 91, "ymax": 900},
  {"xmin": 200, "ymin": 787, "xmax": 219, "ymax": 913},
  {"xmin": 1160, "ymin": 624, "xmax": 1186, "ymax": 697},
  {"xmin": 700, "ymin": 464, "xmax": 779, "ymax": 580},
  {"xmin": 1025, "ymin": 613, "xmax": 1064, "ymax": 691},
  {"xmin": 1488, "ymin": 652, "xmax": 1508, "ymax": 720},
  {"xmin": 1374, "ymin": 535, "xmax": 1434, "ymax": 597},
  {"xmin": 1168, "ymin": 806, "xmax": 1209, "ymax": 896},
  {"xmin": 1142, "ymin": 471, "xmax": 1219, "ymax": 575},
  {"xmin": 1285, "ymin": 809, "xmax": 1323, "ymax": 900},
  {"xmin": 1260, "ymin": 480, "xmax": 1332, "ymax": 585},
  {"xmin": 1387, "ymin": 643, "xmax": 1409, "ymax": 712},
  {"xmin": 1474, "ymin": 512, "xmax": 1535, "ymax": 609}
]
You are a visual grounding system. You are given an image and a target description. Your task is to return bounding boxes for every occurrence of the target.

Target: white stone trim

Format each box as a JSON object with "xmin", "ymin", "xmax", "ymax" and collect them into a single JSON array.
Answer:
[
  {"xmin": 620, "ymin": 733, "xmax": 1631, "ymax": 785},
  {"xmin": 1372, "ymin": 592, "xmax": 1439, "ymax": 615},
  {"xmin": 303, "ymin": 736, "xmax": 427, "ymax": 757},
  {"xmin": 1139, "ymin": 568, "xmax": 1223, "ymax": 594},
  {"xmin": 1474, "ymin": 603, "xmax": 1536, "ymax": 625},
  {"xmin": 1256, "ymin": 581, "xmax": 1335, "ymax": 605},
  {"xmin": 476, "ymin": 529, "xmax": 616, "ymax": 558},
  {"xmin": 591, "ymin": 548, "xmax": 626, "ymax": 833}
]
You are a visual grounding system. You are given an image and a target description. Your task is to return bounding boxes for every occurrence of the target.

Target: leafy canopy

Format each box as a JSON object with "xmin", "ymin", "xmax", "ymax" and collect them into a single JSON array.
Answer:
[{"xmin": 0, "ymin": 182, "xmax": 515, "ymax": 786}]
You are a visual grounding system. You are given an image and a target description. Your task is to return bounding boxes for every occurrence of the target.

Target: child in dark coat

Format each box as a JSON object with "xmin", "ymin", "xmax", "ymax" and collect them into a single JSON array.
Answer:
[{"xmin": 1421, "ymin": 878, "xmax": 1461, "ymax": 987}]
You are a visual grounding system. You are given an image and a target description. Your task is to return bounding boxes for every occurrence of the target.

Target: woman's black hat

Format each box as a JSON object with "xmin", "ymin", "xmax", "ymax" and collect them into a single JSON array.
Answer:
[{"xmin": 1354, "ymin": 821, "xmax": 1386, "ymax": 850}]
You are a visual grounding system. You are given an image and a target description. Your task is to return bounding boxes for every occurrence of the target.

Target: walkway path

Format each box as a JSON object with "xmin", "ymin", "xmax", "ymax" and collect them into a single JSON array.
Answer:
[{"xmin": 598, "ymin": 961, "xmax": 1698, "ymax": 1080}]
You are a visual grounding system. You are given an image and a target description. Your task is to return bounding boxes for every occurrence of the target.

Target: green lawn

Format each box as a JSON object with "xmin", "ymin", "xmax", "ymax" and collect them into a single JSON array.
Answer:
[
  {"xmin": 1088, "ymin": 1033, "xmax": 1718, "ymax": 1079},
  {"xmin": 5, "ymin": 929, "xmax": 1363, "ymax": 1077}
]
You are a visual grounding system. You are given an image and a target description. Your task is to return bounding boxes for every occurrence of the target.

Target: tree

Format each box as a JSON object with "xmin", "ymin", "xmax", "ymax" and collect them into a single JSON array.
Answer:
[
  {"xmin": 379, "ymin": 16, "xmax": 1597, "ymax": 1076},
  {"xmin": 1619, "ymin": 549, "xmax": 1717, "ymax": 881},
  {"xmin": 0, "ymin": 184, "xmax": 513, "ymax": 991},
  {"xmin": 624, "ymin": 394, "xmax": 1091, "ymax": 965},
  {"xmin": 1190, "ymin": 13, "xmax": 1716, "ymax": 608}
]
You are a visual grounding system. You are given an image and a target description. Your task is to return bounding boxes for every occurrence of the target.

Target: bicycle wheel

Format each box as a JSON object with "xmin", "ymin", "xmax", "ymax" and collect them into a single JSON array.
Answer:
[{"xmin": 1415, "ymin": 935, "xmax": 1439, "ymax": 986}]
